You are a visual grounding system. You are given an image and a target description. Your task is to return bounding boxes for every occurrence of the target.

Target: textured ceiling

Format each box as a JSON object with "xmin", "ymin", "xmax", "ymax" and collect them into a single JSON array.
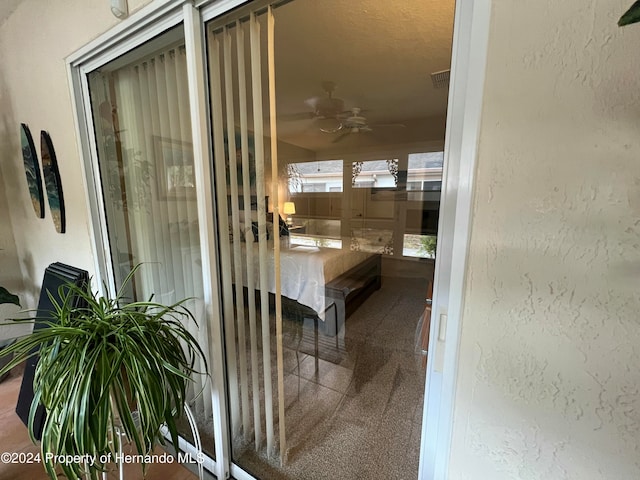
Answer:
[
  {"xmin": 2, "ymin": 0, "xmax": 455, "ymax": 154},
  {"xmin": 271, "ymin": 0, "xmax": 455, "ymax": 153}
]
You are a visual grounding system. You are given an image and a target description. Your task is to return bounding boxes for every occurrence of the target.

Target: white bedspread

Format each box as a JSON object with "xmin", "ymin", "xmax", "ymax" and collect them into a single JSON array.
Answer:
[{"xmin": 239, "ymin": 242, "xmax": 373, "ymax": 319}]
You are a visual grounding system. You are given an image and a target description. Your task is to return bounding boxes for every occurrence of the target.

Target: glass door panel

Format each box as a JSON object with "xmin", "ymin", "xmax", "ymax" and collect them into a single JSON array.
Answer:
[
  {"xmin": 86, "ymin": 25, "xmax": 215, "ymax": 459},
  {"xmin": 206, "ymin": 9, "xmax": 283, "ymax": 475},
  {"xmin": 206, "ymin": 0, "xmax": 454, "ymax": 479}
]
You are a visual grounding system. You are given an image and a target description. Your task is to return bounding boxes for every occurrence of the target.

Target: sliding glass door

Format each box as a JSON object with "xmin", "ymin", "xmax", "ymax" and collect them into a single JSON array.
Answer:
[
  {"xmin": 204, "ymin": 1, "xmax": 454, "ymax": 478},
  {"xmin": 86, "ymin": 24, "xmax": 215, "ymax": 460},
  {"xmin": 77, "ymin": 1, "xmax": 454, "ymax": 478}
]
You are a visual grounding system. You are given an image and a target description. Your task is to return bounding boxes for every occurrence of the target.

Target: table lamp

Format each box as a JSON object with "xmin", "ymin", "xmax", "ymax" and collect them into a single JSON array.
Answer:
[{"xmin": 283, "ymin": 201, "xmax": 296, "ymax": 226}]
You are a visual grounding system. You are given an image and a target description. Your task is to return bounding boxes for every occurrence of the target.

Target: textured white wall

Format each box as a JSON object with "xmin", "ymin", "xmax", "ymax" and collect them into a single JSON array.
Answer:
[
  {"xmin": 0, "ymin": 0, "xmax": 149, "ymax": 308},
  {"xmin": 0, "ymin": 156, "xmax": 22, "ymax": 296},
  {"xmin": 450, "ymin": 1, "xmax": 640, "ymax": 479}
]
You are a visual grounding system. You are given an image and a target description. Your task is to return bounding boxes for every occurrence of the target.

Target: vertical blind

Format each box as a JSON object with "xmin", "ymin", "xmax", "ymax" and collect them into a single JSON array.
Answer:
[
  {"xmin": 89, "ymin": 44, "xmax": 212, "ymax": 422},
  {"xmin": 208, "ymin": 6, "xmax": 287, "ymax": 462},
  {"xmin": 89, "ymin": 4, "xmax": 288, "ymax": 464}
]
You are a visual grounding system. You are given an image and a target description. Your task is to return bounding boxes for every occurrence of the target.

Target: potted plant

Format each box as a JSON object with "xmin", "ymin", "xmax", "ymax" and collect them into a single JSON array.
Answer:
[{"xmin": 0, "ymin": 265, "xmax": 208, "ymax": 480}]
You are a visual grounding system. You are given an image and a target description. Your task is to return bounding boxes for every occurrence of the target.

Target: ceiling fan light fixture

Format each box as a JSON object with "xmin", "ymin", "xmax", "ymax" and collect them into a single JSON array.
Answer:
[{"xmin": 319, "ymin": 123, "xmax": 343, "ymax": 134}]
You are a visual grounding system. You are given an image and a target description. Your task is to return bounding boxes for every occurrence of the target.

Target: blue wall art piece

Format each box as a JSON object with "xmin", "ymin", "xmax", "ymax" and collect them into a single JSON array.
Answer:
[
  {"xmin": 20, "ymin": 123, "xmax": 45, "ymax": 219},
  {"xmin": 41, "ymin": 131, "xmax": 66, "ymax": 233}
]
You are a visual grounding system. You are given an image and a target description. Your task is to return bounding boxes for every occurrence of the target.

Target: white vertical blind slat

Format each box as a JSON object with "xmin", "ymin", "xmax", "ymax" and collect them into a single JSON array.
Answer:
[
  {"xmin": 169, "ymin": 48, "xmax": 207, "ymax": 416},
  {"xmin": 267, "ymin": 6, "xmax": 286, "ymax": 464},
  {"xmin": 133, "ymin": 65, "xmax": 165, "ymax": 299},
  {"xmin": 177, "ymin": 46, "xmax": 211, "ymax": 418},
  {"xmin": 161, "ymin": 54, "xmax": 188, "ymax": 302},
  {"xmin": 153, "ymin": 56, "xmax": 183, "ymax": 301},
  {"xmin": 236, "ymin": 21, "xmax": 263, "ymax": 449},
  {"xmin": 165, "ymin": 51, "xmax": 195, "ymax": 324},
  {"xmin": 208, "ymin": 33, "xmax": 243, "ymax": 438},
  {"xmin": 250, "ymin": 11, "xmax": 275, "ymax": 456},
  {"xmin": 138, "ymin": 62, "xmax": 172, "ymax": 301},
  {"xmin": 223, "ymin": 27, "xmax": 252, "ymax": 438}
]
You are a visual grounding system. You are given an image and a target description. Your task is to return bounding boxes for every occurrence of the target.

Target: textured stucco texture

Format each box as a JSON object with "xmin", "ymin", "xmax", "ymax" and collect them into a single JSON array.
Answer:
[{"xmin": 449, "ymin": 1, "xmax": 640, "ymax": 479}]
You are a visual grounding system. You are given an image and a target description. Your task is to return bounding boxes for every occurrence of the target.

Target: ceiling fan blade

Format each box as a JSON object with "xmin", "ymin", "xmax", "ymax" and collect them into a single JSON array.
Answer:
[
  {"xmin": 370, "ymin": 123, "xmax": 406, "ymax": 128},
  {"xmin": 332, "ymin": 131, "xmax": 351, "ymax": 143},
  {"xmin": 338, "ymin": 108, "xmax": 368, "ymax": 119},
  {"xmin": 305, "ymin": 99, "xmax": 344, "ymax": 118},
  {"xmin": 277, "ymin": 111, "xmax": 316, "ymax": 122},
  {"xmin": 304, "ymin": 96, "xmax": 322, "ymax": 110}
]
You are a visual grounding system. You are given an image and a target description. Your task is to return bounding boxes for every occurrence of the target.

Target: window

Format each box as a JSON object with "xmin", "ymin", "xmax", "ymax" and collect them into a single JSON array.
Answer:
[
  {"xmin": 403, "ymin": 234, "xmax": 437, "ymax": 259},
  {"xmin": 407, "ymin": 152, "xmax": 443, "ymax": 191},
  {"xmin": 302, "ymin": 182, "xmax": 327, "ymax": 192},
  {"xmin": 423, "ymin": 180, "xmax": 442, "ymax": 191},
  {"xmin": 352, "ymin": 159, "xmax": 398, "ymax": 188},
  {"xmin": 288, "ymin": 160, "xmax": 343, "ymax": 193}
]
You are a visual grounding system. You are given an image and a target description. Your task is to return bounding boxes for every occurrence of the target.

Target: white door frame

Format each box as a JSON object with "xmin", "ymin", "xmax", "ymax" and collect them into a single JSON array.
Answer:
[
  {"xmin": 419, "ymin": 0, "xmax": 492, "ymax": 478},
  {"xmin": 66, "ymin": 0, "xmax": 493, "ymax": 479}
]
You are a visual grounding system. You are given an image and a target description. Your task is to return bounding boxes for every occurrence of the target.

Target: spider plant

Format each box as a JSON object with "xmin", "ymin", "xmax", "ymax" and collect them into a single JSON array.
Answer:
[{"xmin": 0, "ymin": 265, "xmax": 208, "ymax": 480}]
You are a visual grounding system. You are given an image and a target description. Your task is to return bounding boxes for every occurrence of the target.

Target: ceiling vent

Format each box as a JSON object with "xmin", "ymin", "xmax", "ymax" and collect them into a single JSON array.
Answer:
[{"xmin": 430, "ymin": 69, "xmax": 450, "ymax": 89}]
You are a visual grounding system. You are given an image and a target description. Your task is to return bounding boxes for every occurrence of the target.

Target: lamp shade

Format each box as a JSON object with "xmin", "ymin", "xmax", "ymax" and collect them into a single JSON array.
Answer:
[{"xmin": 283, "ymin": 202, "xmax": 296, "ymax": 215}]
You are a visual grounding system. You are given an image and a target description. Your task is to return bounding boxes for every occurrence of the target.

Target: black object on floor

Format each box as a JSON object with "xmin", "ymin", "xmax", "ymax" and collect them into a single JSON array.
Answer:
[{"xmin": 15, "ymin": 262, "xmax": 89, "ymax": 440}]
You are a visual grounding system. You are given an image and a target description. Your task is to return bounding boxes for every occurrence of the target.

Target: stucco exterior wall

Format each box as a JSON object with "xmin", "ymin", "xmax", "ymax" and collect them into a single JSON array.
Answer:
[
  {"xmin": 449, "ymin": 1, "xmax": 640, "ymax": 479},
  {"xmin": 0, "ymin": 0, "xmax": 149, "ymax": 308}
]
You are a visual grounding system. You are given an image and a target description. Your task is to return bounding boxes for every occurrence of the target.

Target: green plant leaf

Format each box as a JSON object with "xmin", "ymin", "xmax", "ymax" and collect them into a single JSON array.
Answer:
[
  {"xmin": 619, "ymin": 1, "xmax": 640, "ymax": 26},
  {"xmin": 0, "ymin": 264, "xmax": 208, "ymax": 479},
  {"xmin": 0, "ymin": 286, "xmax": 20, "ymax": 306}
]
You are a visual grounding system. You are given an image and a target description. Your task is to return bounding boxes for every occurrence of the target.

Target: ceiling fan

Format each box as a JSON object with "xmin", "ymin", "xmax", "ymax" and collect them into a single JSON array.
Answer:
[
  {"xmin": 278, "ymin": 81, "xmax": 345, "ymax": 122},
  {"xmin": 304, "ymin": 81, "xmax": 345, "ymax": 119},
  {"xmin": 322, "ymin": 107, "xmax": 405, "ymax": 143}
]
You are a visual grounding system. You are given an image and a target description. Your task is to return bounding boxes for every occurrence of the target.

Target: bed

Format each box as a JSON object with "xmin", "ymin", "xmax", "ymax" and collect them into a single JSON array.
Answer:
[{"xmin": 236, "ymin": 239, "xmax": 382, "ymax": 336}]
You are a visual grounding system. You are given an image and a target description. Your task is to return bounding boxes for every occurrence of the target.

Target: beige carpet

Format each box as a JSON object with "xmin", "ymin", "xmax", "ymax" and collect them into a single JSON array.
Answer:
[{"xmin": 232, "ymin": 272, "xmax": 430, "ymax": 480}]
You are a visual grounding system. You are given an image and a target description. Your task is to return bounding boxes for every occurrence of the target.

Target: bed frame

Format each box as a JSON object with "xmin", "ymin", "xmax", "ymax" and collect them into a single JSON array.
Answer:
[
  {"xmin": 321, "ymin": 254, "xmax": 382, "ymax": 336},
  {"xmin": 261, "ymin": 253, "xmax": 382, "ymax": 337}
]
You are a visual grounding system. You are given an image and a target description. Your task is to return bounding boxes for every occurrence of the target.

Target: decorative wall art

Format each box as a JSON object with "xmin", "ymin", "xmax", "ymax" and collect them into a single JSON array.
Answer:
[
  {"xmin": 20, "ymin": 123, "xmax": 45, "ymax": 218},
  {"xmin": 41, "ymin": 131, "xmax": 66, "ymax": 233},
  {"xmin": 154, "ymin": 136, "xmax": 195, "ymax": 199}
]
